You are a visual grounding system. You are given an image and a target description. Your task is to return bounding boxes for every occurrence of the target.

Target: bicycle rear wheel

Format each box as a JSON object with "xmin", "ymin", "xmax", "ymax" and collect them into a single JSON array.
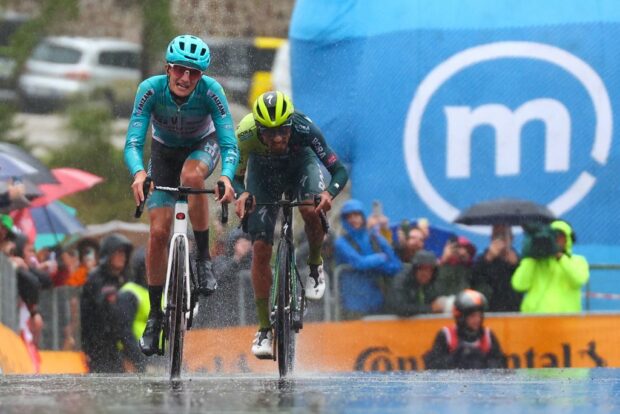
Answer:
[
  {"xmin": 167, "ymin": 237, "xmax": 187, "ymax": 380},
  {"xmin": 275, "ymin": 240, "xmax": 296, "ymax": 377}
]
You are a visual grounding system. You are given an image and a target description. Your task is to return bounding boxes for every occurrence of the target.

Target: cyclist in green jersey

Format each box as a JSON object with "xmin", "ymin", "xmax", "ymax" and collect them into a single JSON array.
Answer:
[{"xmin": 234, "ymin": 91, "xmax": 348, "ymax": 358}]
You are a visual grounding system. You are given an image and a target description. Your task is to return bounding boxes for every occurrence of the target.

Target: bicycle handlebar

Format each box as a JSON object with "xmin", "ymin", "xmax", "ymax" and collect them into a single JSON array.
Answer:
[
  {"xmin": 241, "ymin": 194, "xmax": 329, "ymax": 234},
  {"xmin": 134, "ymin": 177, "xmax": 228, "ymax": 224}
]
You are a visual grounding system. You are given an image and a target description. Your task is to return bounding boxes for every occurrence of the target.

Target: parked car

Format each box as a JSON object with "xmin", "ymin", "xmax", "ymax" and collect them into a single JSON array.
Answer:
[
  {"xmin": 18, "ymin": 36, "xmax": 141, "ymax": 114},
  {"xmin": 206, "ymin": 36, "xmax": 285, "ymax": 107}
]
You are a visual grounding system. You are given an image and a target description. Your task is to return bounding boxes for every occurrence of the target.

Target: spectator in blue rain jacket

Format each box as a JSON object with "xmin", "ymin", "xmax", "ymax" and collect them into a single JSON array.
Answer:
[{"xmin": 335, "ymin": 199, "xmax": 402, "ymax": 319}]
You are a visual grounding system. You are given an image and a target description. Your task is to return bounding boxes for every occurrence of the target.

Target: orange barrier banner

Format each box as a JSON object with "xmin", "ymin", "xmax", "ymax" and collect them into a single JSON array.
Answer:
[
  {"xmin": 0, "ymin": 324, "xmax": 35, "ymax": 374},
  {"xmin": 184, "ymin": 313, "xmax": 619, "ymax": 374},
  {"xmin": 39, "ymin": 351, "xmax": 88, "ymax": 374}
]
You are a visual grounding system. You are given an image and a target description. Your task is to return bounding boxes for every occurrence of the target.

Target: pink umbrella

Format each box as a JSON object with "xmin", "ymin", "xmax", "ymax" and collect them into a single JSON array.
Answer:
[{"xmin": 31, "ymin": 168, "xmax": 104, "ymax": 207}]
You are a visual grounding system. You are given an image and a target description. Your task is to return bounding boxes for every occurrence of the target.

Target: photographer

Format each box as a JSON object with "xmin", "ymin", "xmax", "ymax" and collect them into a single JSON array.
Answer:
[
  {"xmin": 471, "ymin": 224, "xmax": 522, "ymax": 312},
  {"xmin": 511, "ymin": 220, "xmax": 589, "ymax": 313},
  {"xmin": 423, "ymin": 289, "xmax": 506, "ymax": 369}
]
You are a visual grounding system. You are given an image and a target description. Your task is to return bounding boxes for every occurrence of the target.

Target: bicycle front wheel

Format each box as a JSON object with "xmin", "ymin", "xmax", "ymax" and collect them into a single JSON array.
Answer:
[
  {"xmin": 167, "ymin": 237, "xmax": 187, "ymax": 380},
  {"xmin": 275, "ymin": 240, "xmax": 296, "ymax": 377}
]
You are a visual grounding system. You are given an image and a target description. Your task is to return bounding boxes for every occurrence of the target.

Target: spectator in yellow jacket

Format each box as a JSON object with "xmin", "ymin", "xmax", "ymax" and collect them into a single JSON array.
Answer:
[{"xmin": 511, "ymin": 220, "xmax": 589, "ymax": 313}]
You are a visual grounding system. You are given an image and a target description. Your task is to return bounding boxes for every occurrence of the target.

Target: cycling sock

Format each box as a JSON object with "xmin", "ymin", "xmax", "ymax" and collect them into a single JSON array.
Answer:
[
  {"xmin": 194, "ymin": 229, "xmax": 211, "ymax": 260},
  {"xmin": 308, "ymin": 244, "xmax": 323, "ymax": 266},
  {"xmin": 148, "ymin": 285, "xmax": 163, "ymax": 317},
  {"xmin": 256, "ymin": 298, "xmax": 270, "ymax": 330}
]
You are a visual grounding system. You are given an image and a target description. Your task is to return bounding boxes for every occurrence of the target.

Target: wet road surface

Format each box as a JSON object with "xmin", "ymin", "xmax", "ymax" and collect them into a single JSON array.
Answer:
[{"xmin": 1, "ymin": 369, "xmax": 619, "ymax": 414}]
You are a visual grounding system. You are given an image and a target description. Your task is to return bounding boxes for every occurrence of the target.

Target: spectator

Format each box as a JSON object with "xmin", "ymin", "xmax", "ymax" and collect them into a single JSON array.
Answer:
[
  {"xmin": 334, "ymin": 199, "xmax": 401, "ymax": 319},
  {"xmin": 52, "ymin": 246, "xmax": 80, "ymax": 287},
  {"xmin": 512, "ymin": 220, "xmax": 589, "ymax": 313},
  {"xmin": 366, "ymin": 200, "xmax": 393, "ymax": 244},
  {"xmin": 117, "ymin": 247, "xmax": 149, "ymax": 372},
  {"xmin": 471, "ymin": 224, "xmax": 522, "ymax": 312},
  {"xmin": 80, "ymin": 233, "xmax": 133, "ymax": 373},
  {"xmin": 65, "ymin": 237, "xmax": 100, "ymax": 287},
  {"xmin": 197, "ymin": 229, "xmax": 255, "ymax": 327},
  {"xmin": 436, "ymin": 236, "xmax": 476, "ymax": 296},
  {"xmin": 395, "ymin": 226, "xmax": 426, "ymax": 263},
  {"xmin": 0, "ymin": 180, "xmax": 27, "ymax": 213},
  {"xmin": 384, "ymin": 250, "xmax": 444, "ymax": 316},
  {"xmin": 12, "ymin": 234, "xmax": 53, "ymax": 346},
  {"xmin": 423, "ymin": 289, "xmax": 506, "ymax": 369}
]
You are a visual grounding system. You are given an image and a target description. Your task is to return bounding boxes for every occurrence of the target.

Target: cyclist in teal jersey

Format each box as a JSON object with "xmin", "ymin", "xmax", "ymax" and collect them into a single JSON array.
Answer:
[
  {"xmin": 124, "ymin": 35, "xmax": 239, "ymax": 356},
  {"xmin": 234, "ymin": 91, "xmax": 348, "ymax": 358}
]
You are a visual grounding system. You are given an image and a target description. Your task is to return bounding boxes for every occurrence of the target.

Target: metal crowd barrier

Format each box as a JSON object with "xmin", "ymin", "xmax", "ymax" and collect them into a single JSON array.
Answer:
[
  {"xmin": 38, "ymin": 286, "xmax": 82, "ymax": 350},
  {"xmin": 0, "ymin": 253, "xmax": 17, "ymax": 330},
  {"xmin": 585, "ymin": 264, "xmax": 620, "ymax": 311},
  {"xmin": 4, "ymin": 262, "xmax": 617, "ymax": 350}
]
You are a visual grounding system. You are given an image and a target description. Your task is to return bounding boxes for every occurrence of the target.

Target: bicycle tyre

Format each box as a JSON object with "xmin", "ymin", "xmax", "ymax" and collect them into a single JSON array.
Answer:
[
  {"xmin": 276, "ymin": 240, "xmax": 295, "ymax": 377},
  {"xmin": 168, "ymin": 237, "xmax": 187, "ymax": 379}
]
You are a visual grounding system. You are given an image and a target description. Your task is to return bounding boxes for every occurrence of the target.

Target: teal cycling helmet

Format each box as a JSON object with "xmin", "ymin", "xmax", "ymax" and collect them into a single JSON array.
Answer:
[{"xmin": 166, "ymin": 35, "xmax": 210, "ymax": 71}]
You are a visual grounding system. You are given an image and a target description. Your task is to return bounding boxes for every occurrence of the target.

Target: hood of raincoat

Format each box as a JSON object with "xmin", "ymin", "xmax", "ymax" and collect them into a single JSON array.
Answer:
[
  {"xmin": 99, "ymin": 233, "xmax": 133, "ymax": 267},
  {"xmin": 340, "ymin": 199, "xmax": 367, "ymax": 235},
  {"xmin": 550, "ymin": 220, "xmax": 575, "ymax": 254}
]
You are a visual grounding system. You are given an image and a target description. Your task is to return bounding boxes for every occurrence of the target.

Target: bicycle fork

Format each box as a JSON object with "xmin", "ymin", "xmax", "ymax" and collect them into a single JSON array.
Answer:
[{"xmin": 163, "ymin": 198, "xmax": 193, "ymax": 319}]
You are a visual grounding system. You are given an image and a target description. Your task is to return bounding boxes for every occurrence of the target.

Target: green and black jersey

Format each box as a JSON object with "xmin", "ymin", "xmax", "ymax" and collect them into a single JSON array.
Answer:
[{"xmin": 233, "ymin": 110, "xmax": 348, "ymax": 198}]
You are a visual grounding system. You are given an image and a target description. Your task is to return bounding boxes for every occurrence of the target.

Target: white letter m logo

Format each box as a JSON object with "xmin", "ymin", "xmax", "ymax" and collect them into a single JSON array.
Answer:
[{"xmin": 444, "ymin": 98, "xmax": 571, "ymax": 177}]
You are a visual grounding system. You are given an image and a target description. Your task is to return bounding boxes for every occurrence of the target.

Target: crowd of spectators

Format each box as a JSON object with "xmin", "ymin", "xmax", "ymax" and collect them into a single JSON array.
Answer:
[
  {"xmin": 334, "ymin": 199, "xmax": 590, "ymax": 319},
  {"xmin": 0, "ymin": 190, "xmax": 591, "ymax": 372}
]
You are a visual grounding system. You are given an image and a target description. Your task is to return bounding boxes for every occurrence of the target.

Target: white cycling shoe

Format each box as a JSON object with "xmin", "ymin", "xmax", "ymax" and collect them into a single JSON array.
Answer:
[
  {"xmin": 251, "ymin": 328, "xmax": 273, "ymax": 359},
  {"xmin": 305, "ymin": 264, "xmax": 325, "ymax": 300}
]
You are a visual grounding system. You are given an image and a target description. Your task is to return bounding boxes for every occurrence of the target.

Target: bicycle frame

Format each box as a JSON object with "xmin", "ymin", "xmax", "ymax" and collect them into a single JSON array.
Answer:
[
  {"xmin": 135, "ymin": 178, "xmax": 227, "ymax": 379},
  {"xmin": 163, "ymin": 193, "xmax": 192, "ymax": 324},
  {"xmin": 243, "ymin": 193, "xmax": 328, "ymax": 377}
]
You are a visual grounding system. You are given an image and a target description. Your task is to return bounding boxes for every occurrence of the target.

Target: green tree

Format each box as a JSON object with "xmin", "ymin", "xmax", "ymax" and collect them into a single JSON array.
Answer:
[
  {"xmin": 45, "ymin": 101, "xmax": 138, "ymax": 224},
  {"xmin": 7, "ymin": 0, "xmax": 79, "ymax": 74},
  {"xmin": 0, "ymin": 0, "xmax": 78, "ymax": 143},
  {"xmin": 140, "ymin": 0, "xmax": 176, "ymax": 77}
]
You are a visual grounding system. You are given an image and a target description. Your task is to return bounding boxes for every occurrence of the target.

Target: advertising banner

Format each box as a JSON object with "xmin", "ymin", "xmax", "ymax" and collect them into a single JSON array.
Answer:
[
  {"xmin": 290, "ymin": 0, "xmax": 620, "ymax": 256},
  {"xmin": 184, "ymin": 314, "xmax": 619, "ymax": 374}
]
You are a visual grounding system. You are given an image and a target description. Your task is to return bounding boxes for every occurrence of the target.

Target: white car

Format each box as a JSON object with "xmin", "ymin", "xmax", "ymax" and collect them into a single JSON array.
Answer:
[{"xmin": 18, "ymin": 36, "xmax": 141, "ymax": 113}]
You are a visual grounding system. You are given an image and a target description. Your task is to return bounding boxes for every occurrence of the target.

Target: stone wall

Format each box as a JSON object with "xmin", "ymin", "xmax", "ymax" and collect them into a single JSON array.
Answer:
[{"xmin": 3, "ymin": 0, "xmax": 294, "ymax": 41}]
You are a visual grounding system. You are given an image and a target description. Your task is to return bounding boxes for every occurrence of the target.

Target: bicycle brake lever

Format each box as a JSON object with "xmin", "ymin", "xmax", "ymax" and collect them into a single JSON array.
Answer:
[
  {"xmin": 216, "ymin": 181, "xmax": 228, "ymax": 224},
  {"xmin": 313, "ymin": 194, "xmax": 330, "ymax": 233},
  {"xmin": 134, "ymin": 177, "xmax": 152, "ymax": 219},
  {"xmin": 241, "ymin": 194, "xmax": 254, "ymax": 233}
]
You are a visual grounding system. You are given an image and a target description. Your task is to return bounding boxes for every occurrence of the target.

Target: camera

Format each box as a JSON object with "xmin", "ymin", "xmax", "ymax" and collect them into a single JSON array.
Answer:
[{"xmin": 522, "ymin": 222, "xmax": 558, "ymax": 258}]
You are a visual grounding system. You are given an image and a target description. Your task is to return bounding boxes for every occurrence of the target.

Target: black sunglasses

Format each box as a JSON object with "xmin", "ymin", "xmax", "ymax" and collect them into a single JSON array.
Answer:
[{"xmin": 257, "ymin": 123, "xmax": 292, "ymax": 139}]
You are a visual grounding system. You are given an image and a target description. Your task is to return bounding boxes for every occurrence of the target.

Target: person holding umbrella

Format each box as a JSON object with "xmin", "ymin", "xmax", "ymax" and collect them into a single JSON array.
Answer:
[
  {"xmin": 454, "ymin": 198, "xmax": 557, "ymax": 312},
  {"xmin": 0, "ymin": 180, "xmax": 26, "ymax": 213},
  {"xmin": 471, "ymin": 224, "xmax": 523, "ymax": 312}
]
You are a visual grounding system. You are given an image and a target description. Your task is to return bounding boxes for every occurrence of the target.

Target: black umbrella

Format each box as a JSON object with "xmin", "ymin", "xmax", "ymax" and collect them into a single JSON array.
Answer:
[
  {"xmin": 0, "ymin": 143, "xmax": 58, "ymax": 184},
  {"xmin": 454, "ymin": 198, "xmax": 555, "ymax": 226}
]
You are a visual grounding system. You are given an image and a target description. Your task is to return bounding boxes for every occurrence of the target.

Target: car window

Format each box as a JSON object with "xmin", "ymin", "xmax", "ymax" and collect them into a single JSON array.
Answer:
[
  {"xmin": 31, "ymin": 43, "xmax": 82, "ymax": 64},
  {"xmin": 98, "ymin": 51, "xmax": 140, "ymax": 69}
]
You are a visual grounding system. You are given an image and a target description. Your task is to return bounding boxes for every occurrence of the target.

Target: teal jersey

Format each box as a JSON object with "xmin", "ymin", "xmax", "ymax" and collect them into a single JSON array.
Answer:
[{"xmin": 124, "ymin": 75, "xmax": 239, "ymax": 179}]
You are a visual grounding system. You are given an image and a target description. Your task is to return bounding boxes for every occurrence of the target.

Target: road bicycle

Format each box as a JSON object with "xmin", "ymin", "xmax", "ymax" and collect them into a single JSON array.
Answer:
[
  {"xmin": 242, "ymin": 192, "xmax": 328, "ymax": 377},
  {"xmin": 135, "ymin": 177, "xmax": 228, "ymax": 379}
]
